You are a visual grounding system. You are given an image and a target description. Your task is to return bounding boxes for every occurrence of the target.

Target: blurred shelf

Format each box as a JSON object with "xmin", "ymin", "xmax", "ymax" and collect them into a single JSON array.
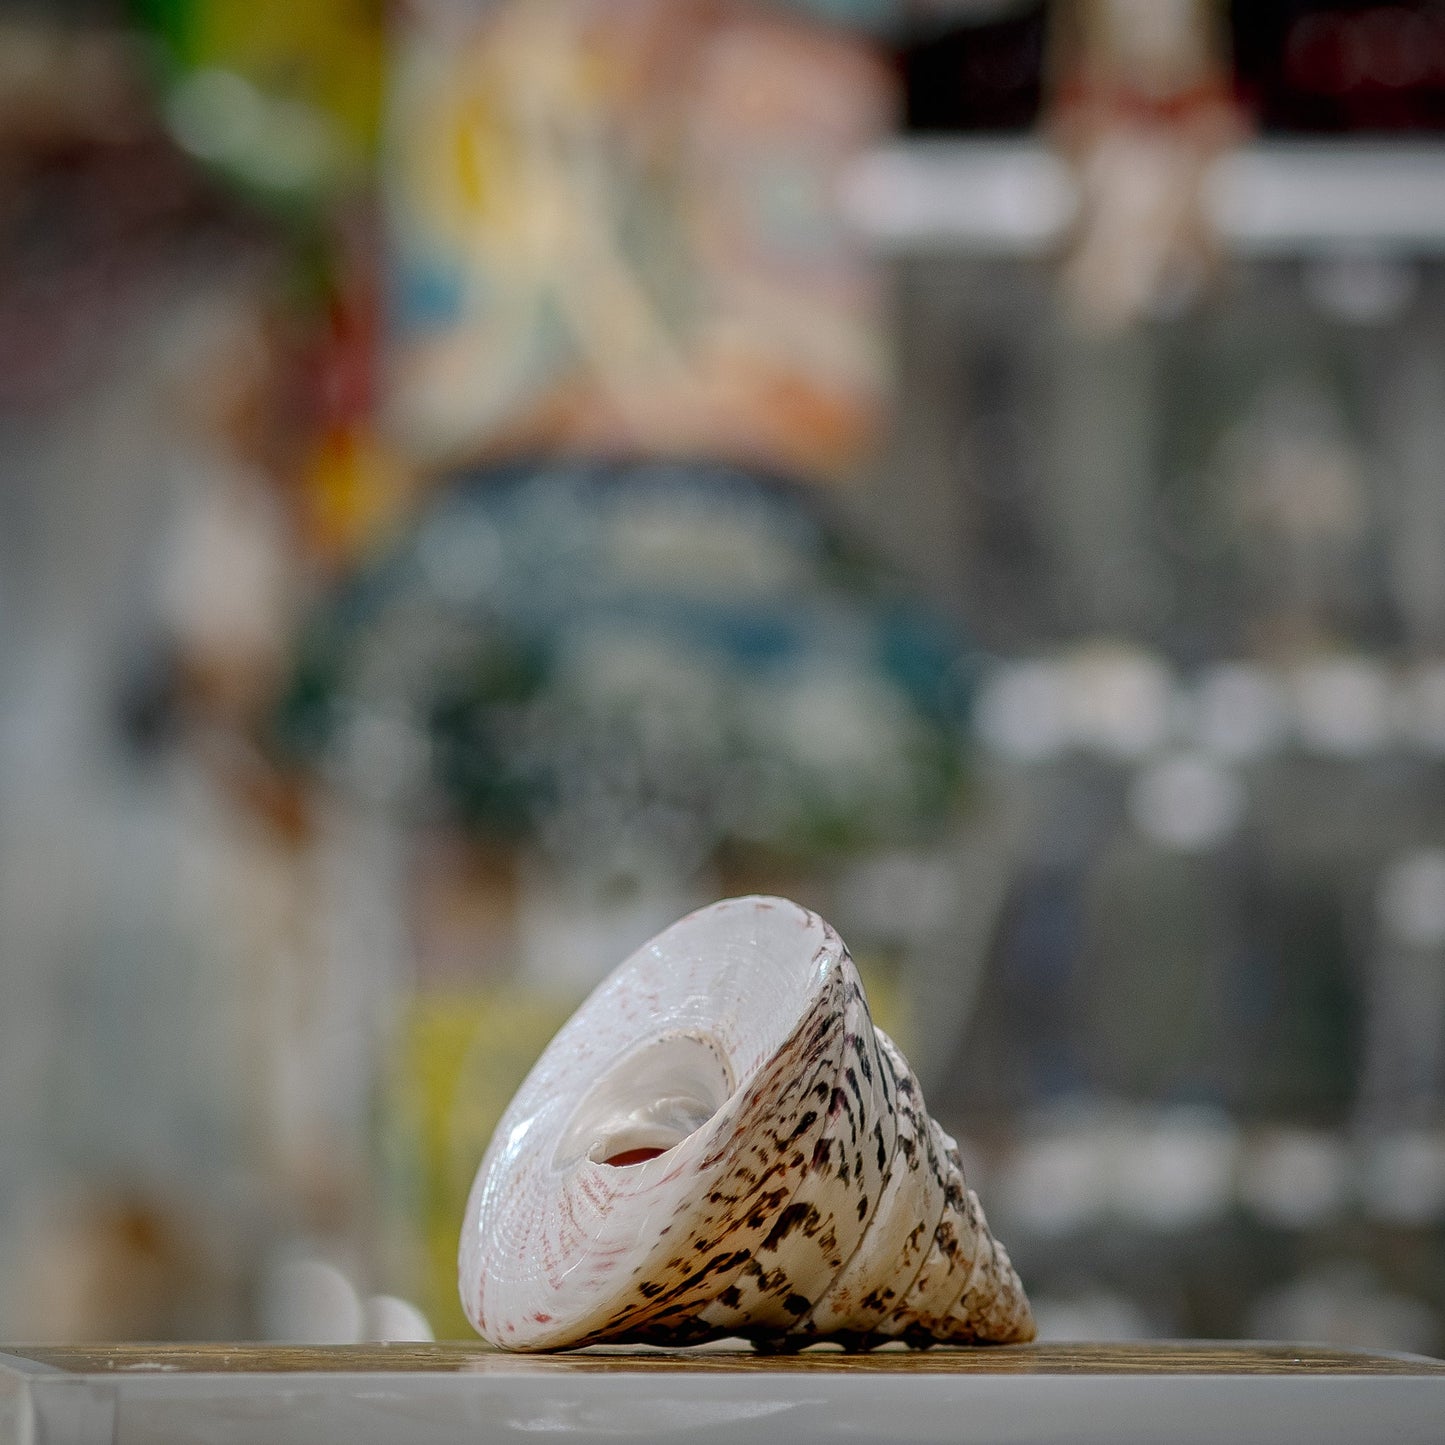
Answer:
[
  {"xmin": 1211, "ymin": 143, "xmax": 1445, "ymax": 254},
  {"xmin": 843, "ymin": 139, "xmax": 1445, "ymax": 256},
  {"xmin": 841, "ymin": 139, "xmax": 1075, "ymax": 255}
]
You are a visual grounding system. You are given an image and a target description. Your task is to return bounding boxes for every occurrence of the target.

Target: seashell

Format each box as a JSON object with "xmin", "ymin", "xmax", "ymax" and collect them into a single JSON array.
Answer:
[{"xmin": 459, "ymin": 895, "xmax": 1034, "ymax": 1350}]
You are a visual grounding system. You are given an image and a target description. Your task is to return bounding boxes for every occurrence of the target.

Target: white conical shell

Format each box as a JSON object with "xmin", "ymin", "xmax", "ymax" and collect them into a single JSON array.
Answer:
[{"xmin": 459, "ymin": 896, "xmax": 1033, "ymax": 1350}]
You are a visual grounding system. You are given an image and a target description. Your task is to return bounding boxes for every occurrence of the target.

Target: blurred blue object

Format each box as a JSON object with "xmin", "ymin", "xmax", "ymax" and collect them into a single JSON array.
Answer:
[{"xmin": 276, "ymin": 460, "xmax": 977, "ymax": 876}]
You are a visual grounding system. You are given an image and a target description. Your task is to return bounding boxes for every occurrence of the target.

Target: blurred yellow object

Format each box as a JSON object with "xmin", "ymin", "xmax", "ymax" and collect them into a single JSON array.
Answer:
[
  {"xmin": 144, "ymin": 0, "xmax": 384, "ymax": 201},
  {"xmin": 174, "ymin": 0, "xmax": 383, "ymax": 156},
  {"xmin": 302, "ymin": 424, "xmax": 411, "ymax": 567},
  {"xmin": 384, "ymin": 988, "xmax": 582, "ymax": 1339}
]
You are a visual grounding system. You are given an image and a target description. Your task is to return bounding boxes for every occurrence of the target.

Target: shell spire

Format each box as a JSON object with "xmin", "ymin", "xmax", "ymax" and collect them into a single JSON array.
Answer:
[{"xmin": 460, "ymin": 896, "xmax": 1034, "ymax": 1350}]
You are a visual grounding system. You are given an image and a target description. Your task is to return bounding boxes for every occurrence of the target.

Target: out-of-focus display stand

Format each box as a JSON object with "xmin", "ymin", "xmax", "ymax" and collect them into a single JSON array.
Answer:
[{"xmin": 4, "ymin": 1342, "xmax": 1445, "ymax": 1445}]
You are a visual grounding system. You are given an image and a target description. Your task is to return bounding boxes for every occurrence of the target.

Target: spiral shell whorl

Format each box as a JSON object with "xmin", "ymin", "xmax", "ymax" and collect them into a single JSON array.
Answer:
[{"xmin": 828, "ymin": 1032, "xmax": 1033, "ymax": 1348}]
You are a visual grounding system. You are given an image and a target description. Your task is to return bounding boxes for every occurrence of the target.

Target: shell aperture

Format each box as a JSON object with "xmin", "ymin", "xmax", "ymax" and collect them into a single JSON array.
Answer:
[{"xmin": 459, "ymin": 896, "xmax": 1034, "ymax": 1350}]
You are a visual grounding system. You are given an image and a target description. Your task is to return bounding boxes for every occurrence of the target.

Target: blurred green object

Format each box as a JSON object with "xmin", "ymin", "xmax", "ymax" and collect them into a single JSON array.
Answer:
[
  {"xmin": 132, "ymin": 0, "xmax": 384, "ymax": 208},
  {"xmin": 275, "ymin": 460, "xmax": 977, "ymax": 878}
]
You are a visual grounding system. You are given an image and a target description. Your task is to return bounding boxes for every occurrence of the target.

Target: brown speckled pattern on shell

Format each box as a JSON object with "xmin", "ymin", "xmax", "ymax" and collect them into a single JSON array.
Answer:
[
  {"xmin": 459, "ymin": 896, "xmax": 1033, "ymax": 1351},
  {"xmin": 802, "ymin": 1031, "xmax": 940, "ymax": 1337}
]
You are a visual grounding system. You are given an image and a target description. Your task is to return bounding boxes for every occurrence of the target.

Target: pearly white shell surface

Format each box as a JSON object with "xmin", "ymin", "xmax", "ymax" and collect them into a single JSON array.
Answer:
[{"xmin": 459, "ymin": 896, "xmax": 1033, "ymax": 1351}]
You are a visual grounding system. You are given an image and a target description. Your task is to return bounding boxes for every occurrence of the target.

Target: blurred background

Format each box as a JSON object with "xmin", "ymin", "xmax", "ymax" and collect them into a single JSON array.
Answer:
[{"xmin": 3, "ymin": 0, "xmax": 1445, "ymax": 1355}]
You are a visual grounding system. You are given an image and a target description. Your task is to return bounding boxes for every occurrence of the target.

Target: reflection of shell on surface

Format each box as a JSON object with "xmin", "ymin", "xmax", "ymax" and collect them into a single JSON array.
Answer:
[{"xmin": 459, "ymin": 896, "xmax": 1033, "ymax": 1351}]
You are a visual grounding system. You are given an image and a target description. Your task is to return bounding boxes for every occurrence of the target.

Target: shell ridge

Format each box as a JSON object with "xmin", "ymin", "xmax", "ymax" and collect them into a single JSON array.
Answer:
[
  {"xmin": 871, "ymin": 1088, "xmax": 963, "ymax": 1338},
  {"xmin": 795, "ymin": 1021, "xmax": 934, "ymax": 1336},
  {"xmin": 707, "ymin": 975, "xmax": 889, "ymax": 1334}
]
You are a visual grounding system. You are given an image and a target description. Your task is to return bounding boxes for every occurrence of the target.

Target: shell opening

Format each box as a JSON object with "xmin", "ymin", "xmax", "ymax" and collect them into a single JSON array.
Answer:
[
  {"xmin": 553, "ymin": 1031, "xmax": 735, "ymax": 1171},
  {"xmin": 601, "ymin": 1146, "xmax": 667, "ymax": 1167}
]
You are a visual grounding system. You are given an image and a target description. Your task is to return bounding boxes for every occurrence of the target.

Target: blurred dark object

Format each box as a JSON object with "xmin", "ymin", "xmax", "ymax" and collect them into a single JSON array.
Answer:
[
  {"xmin": 1232, "ymin": 0, "xmax": 1445, "ymax": 133},
  {"xmin": 275, "ymin": 460, "xmax": 976, "ymax": 880},
  {"xmin": 0, "ymin": 17, "xmax": 145, "ymax": 160},
  {"xmin": 903, "ymin": 0, "xmax": 1050, "ymax": 132},
  {"xmin": 113, "ymin": 642, "xmax": 184, "ymax": 763},
  {"xmin": 0, "ymin": 20, "xmax": 234, "ymax": 414}
]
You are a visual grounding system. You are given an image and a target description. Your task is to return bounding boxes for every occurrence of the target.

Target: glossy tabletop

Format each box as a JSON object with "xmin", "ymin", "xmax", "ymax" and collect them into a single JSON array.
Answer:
[{"xmin": 4, "ymin": 1340, "xmax": 1443, "ymax": 1444}]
